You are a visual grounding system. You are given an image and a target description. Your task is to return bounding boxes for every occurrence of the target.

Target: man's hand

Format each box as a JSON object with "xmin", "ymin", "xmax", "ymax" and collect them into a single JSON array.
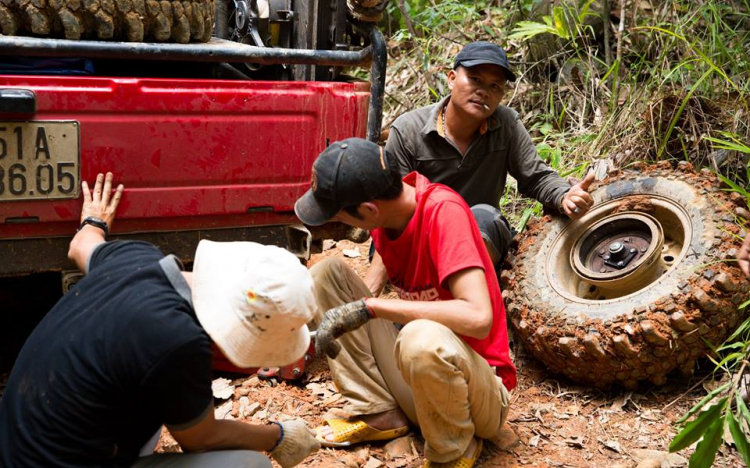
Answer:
[
  {"xmin": 80, "ymin": 172, "xmax": 124, "ymax": 228},
  {"xmin": 739, "ymin": 234, "xmax": 750, "ymax": 278},
  {"xmin": 562, "ymin": 172, "xmax": 595, "ymax": 220},
  {"xmin": 270, "ymin": 420, "xmax": 321, "ymax": 468},
  {"xmin": 68, "ymin": 172, "xmax": 125, "ymax": 272},
  {"xmin": 315, "ymin": 299, "xmax": 372, "ymax": 359}
]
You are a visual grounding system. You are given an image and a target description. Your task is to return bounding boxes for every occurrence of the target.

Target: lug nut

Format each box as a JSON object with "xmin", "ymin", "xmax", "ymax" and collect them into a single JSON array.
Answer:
[
  {"xmin": 617, "ymin": 261, "xmax": 625, "ymax": 267},
  {"xmin": 630, "ymin": 248, "xmax": 637, "ymax": 254}
]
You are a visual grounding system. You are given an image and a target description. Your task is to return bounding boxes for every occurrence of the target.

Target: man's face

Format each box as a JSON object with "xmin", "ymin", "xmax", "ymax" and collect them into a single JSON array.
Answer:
[
  {"xmin": 333, "ymin": 205, "xmax": 381, "ymax": 231},
  {"xmin": 447, "ymin": 64, "xmax": 506, "ymax": 120}
]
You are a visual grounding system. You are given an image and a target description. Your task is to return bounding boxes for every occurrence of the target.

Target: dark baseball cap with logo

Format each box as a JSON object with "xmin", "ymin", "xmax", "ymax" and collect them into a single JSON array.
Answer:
[
  {"xmin": 295, "ymin": 138, "xmax": 395, "ymax": 226},
  {"xmin": 454, "ymin": 41, "xmax": 516, "ymax": 82}
]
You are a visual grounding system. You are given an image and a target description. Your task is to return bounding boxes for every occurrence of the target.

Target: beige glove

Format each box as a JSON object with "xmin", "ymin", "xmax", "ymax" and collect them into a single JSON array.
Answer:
[{"xmin": 269, "ymin": 419, "xmax": 320, "ymax": 468}]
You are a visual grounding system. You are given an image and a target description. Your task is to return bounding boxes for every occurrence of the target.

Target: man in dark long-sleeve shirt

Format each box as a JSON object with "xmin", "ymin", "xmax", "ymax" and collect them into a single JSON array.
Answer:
[{"xmin": 384, "ymin": 41, "xmax": 595, "ymax": 270}]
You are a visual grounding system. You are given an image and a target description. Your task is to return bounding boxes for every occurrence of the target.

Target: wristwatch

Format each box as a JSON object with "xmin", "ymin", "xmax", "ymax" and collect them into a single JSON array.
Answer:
[{"xmin": 77, "ymin": 216, "xmax": 109, "ymax": 236}]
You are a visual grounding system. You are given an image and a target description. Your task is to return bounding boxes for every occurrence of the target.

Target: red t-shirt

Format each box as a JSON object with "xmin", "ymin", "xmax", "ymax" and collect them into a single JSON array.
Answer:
[{"xmin": 372, "ymin": 172, "xmax": 517, "ymax": 390}]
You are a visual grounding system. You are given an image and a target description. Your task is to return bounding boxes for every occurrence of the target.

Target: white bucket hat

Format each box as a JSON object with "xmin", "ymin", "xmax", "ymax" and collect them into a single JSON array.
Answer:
[{"xmin": 192, "ymin": 240, "xmax": 317, "ymax": 368}]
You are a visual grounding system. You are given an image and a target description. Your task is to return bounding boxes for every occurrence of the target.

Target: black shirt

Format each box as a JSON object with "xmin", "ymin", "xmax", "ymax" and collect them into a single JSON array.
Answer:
[
  {"xmin": 385, "ymin": 96, "xmax": 571, "ymax": 210},
  {"xmin": 0, "ymin": 241, "xmax": 213, "ymax": 467}
]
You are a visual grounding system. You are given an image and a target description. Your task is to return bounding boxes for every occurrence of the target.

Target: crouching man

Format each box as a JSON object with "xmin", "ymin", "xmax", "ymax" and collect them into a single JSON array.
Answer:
[
  {"xmin": 0, "ymin": 173, "xmax": 320, "ymax": 467},
  {"xmin": 295, "ymin": 139, "xmax": 516, "ymax": 467}
]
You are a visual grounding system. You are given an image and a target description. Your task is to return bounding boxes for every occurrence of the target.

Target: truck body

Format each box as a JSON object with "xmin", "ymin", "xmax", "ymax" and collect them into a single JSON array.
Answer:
[{"xmin": 0, "ymin": 74, "xmax": 370, "ymax": 275}]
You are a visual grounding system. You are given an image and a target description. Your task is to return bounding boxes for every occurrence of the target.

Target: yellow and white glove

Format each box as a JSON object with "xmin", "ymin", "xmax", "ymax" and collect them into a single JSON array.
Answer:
[{"xmin": 269, "ymin": 420, "xmax": 320, "ymax": 468}]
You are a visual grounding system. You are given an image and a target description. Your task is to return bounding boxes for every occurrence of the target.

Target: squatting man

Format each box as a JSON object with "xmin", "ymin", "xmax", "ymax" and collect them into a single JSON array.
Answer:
[
  {"xmin": 384, "ymin": 40, "xmax": 596, "ymax": 272},
  {"xmin": 295, "ymin": 138, "xmax": 515, "ymax": 468},
  {"xmin": 0, "ymin": 173, "xmax": 321, "ymax": 467}
]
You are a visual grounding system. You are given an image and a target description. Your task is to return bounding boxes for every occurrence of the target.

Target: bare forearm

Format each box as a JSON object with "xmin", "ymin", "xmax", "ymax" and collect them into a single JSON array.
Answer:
[
  {"xmin": 182, "ymin": 420, "xmax": 280, "ymax": 453},
  {"xmin": 364, "ymin": 252, "xmax": 388, "ymax": 296},
  {"xmin": 67, "ymin": 226, "xmax": 107, "ymax": 273},
  {"xmin": 366, "ymin": 296, "xmax": 491, "ymax": 339}
]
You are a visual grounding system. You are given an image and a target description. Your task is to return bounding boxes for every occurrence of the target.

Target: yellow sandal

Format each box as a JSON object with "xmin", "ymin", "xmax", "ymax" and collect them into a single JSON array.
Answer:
[
  {"xmin": 423, "ymin": 439, "xmax": 483, "ymax": 468},
  {"xmin": 315, "ymin": 418, "xmax": 409, "ymax": 447}
]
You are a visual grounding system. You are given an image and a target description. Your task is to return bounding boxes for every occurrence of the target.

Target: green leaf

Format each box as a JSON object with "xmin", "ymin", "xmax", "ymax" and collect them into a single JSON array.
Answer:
[
  {"xmin": 714, "ymin": 352, "xmax": 745, "ymax": 372},
  {"xmin": 508, "ymin": 21, "xmax": 559, "ymax": 40},
  {"xmin": 715, "ymin": 172, "xmax": 747, "ymax": 196},
  {"xmin": 728, "ymin": 411, "xmax": 750, "ymax": 466},
  {"xmin": 724, "ymin": 316, "xmax": 750, "ymax": 343},
  {"xmin": 737, "ymin": 393, "xmax": 750, "ymax": 426},
  {"xmin": 688, "ymin": 417, "xmax": 724, "ymax": 468},
  {"xmin": 670, "ymin": 398, "xmax": 727, "ymax": 452},
  {"xmin": 740, "ymin": 299, "xmax": 750, "ymax": 310},
  {"xmin": 704, "ymin": 136, "xmax": 750, "ymax": 154},
  {"xmin": 677, "ymin": 383, "xmax": 731, "ymax": 424}
]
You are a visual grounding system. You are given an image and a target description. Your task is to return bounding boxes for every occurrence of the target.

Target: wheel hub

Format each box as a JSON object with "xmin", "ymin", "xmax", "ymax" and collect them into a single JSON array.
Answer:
[{"xmin": 571, "ymin": 212, "xmax": 665, "ymax": 296}]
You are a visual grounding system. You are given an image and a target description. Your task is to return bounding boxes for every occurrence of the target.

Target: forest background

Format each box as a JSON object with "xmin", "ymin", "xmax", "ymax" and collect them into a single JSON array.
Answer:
[{"xmin": 369, "ymin": 0, "xmax": 750, "ymax": 466}]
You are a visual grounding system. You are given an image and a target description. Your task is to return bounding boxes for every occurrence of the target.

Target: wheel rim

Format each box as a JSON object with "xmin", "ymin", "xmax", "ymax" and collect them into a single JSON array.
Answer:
[{"xmin": 547, "ymin": 195, "xmax": 693, "ymax": 302}]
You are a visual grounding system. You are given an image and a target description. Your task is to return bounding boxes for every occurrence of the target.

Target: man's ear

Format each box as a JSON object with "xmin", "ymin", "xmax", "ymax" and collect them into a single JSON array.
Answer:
[
  {"xmin": 360, "ymin": 201, "xmax": 379, "ymax": 218},
  {"xmin": 447, "ymin": 69, "xmax": 456, "ymax": 89}
]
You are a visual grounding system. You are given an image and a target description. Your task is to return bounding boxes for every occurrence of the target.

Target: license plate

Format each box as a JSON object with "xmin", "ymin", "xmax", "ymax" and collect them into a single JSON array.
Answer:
[{"xmin": 0, "ymin": 121, "xmax": 80, "ymax": 202}]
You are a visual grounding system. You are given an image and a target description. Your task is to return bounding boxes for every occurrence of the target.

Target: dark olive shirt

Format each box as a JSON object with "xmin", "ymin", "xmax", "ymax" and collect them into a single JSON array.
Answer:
[{"xmin": 385, "ymin": 96, "xmax": 571, "ymax": 210}]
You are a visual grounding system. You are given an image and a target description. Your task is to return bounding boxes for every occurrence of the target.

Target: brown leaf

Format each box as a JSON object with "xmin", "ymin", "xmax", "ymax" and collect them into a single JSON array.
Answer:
[
  {"xmin": 564, "ymin": 436, "xmax": 584, "ymax": 449},
  {"xmin": 211, "ymin": 378, "xmax": 234, "ymax": 400},
  {"xmin": 609, "ymin": 392, "xmax": 633, "ymax": 411}
]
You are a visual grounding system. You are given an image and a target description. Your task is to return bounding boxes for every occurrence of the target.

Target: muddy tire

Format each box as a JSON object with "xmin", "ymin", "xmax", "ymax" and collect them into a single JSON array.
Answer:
[
  {"xmin": 346, "ymin": 0, "xmax": 387, "ymax": 22},
  {"xmin": 503, "ymin": 162, "xmax": 750, "ymax": 389},
  {"xmin": 0, "ymin": 0, "xmax": 213, "ymax": 42}
]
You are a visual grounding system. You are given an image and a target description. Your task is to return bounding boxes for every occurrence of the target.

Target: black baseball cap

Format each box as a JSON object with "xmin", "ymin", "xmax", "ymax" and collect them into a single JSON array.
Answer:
[
  {"xmin": 454, "ymin": 41, "xmax": 516, "ymax": 82},
  {"xmin": 295, "ymin": 138, "xmax": 395, "ymax": 226}
]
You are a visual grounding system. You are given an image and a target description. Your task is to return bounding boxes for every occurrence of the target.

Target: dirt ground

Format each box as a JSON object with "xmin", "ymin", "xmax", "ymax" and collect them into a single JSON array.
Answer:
[{"xmin": 157, "ymin": 240, "xmax": 743, "ymax": 468}]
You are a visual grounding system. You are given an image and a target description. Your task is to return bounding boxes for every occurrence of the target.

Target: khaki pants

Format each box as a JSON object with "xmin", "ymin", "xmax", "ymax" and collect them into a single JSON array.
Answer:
[{"xmin": 310, "ymin": 257, "xmax": 511, "ymax": 463}]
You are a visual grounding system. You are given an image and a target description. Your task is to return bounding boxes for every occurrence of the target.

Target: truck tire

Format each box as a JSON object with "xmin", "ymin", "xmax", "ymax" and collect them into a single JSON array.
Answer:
[
  {"xmin": 0, "ymin": 0, "xmax": 213, "ymax": 42},
  {"xmin": 502, "ymin": 161, "xmax": 750, "ymax": 389},
  {"xmin": 346, "ymin": 0, "xmax": 387, "ymax": 22}
]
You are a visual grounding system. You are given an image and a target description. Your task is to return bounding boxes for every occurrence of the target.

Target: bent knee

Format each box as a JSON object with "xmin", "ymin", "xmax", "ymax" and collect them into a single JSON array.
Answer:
[
  {"xmin": 396, "ymin": 319, "xmax": 455, "ymax": 361},
  {"xmin": 310, "ymin": 256, "xmax": 351, "ymax": 283}
]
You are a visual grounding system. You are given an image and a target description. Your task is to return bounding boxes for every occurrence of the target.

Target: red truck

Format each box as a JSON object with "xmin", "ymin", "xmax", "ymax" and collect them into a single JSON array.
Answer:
[{"xmin": 0, "ymin": 2, "xmax": 386, "ymax": 371}]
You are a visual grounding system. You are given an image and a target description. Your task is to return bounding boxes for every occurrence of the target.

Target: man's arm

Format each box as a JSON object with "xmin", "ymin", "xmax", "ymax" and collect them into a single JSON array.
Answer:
[
  {"xmin": 367, "ymin": 267, "xmax": 492, "ymax": 339},
  {"xmin": 506, "ymin": 119, "xmax": 570, "ymax": 208},
  {"xmin": 363, "ymin": 250, "xmax": 388, "ymax": 296},
  {"xmin": 384, "ymin": 126, "xmax": 415, "ymax": 177},
  {"xmin": 170, "ymin": 411, "xmax": 318, "ymax": 467},
  {"xmin": 170, "ymin": 412, "xmax": 280, "ymax": 453},
  {"xmin": 67, "ymin": 172, "xmax": 124, "ymax": 272},
  {"xmin": 315, "ymin": 267, "xmax": 493, "ymax": 359}
]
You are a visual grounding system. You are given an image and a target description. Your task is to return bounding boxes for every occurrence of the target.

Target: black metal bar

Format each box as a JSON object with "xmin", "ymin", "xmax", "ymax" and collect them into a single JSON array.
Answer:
[
  {"xmin": 0, "ymin": 36, "xmax": 371, "ymax": 67},
  {"xmin": 214, "ymin": 0, "xmax": 230, "ymax": 39},
  {"xmin": 366, "ymin": 28, "xmax": 387, "ymax": 143}
]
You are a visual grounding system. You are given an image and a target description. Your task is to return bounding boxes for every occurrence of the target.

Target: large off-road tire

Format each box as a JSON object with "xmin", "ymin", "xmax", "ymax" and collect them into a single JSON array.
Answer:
[
  {"xmin": 502, "ymin": 161, "xmax": 750, "ymax": 389},
  {"xmin": 0, "ymin": 0, "xmax": 214, "ymax": 42}
]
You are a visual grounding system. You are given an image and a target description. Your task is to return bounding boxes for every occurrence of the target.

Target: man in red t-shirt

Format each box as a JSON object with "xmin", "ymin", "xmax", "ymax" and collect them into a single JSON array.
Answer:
[{"xmin": 295, "ymin": 138, "xmax": 516, "ymax": 467}]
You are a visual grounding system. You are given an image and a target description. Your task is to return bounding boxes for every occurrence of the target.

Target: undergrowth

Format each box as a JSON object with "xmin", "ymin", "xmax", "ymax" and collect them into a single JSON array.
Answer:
[
  {"xmin": 375, "ymin": 1, "xmax": 750, "ymax": 466},
  {"xmin": 378, "ymin": 0, "xmax": 749, "ymax": 228}
]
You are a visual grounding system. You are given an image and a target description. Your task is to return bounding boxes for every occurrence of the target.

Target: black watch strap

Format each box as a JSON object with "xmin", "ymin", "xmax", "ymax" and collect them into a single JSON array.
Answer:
[{"xmin": 78, "ymin": 216, "xmax": 109, "ymax": 236}]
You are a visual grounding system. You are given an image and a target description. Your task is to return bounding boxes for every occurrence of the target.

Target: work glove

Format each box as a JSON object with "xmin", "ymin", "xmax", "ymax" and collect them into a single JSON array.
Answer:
[
  {"xmin": 269, "ymin": 419, "xmax": 320, "ymax": 468},
  {"xmin": 315, "ymin": 299, "xmax": 373, "ymax": 359}
]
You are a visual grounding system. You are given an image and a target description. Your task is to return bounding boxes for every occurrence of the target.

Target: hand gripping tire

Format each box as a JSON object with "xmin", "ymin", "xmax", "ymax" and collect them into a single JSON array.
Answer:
[
  {"xmin": 0, "ymin": 0, "xmax": 214, "ymax": 42},
  {"xmin": 502, "ymin": 161, "xmax": 750, "ymax": 389}
]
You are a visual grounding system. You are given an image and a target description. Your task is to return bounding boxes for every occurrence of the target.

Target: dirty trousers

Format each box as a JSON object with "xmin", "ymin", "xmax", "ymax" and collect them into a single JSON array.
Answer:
[{"xmin": 311, "ymin": 257, "xmax": 510, "ymax": 463}]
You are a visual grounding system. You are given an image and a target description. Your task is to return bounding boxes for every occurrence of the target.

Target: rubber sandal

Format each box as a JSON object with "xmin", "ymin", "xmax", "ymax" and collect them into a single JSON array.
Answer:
[
  {"xmin": 315, "ymin": 418, "xmax": 409, "ymax": 447},
  {"xmin": 423, "ymin": 439, "xmax": 483, "ymax": 468}
]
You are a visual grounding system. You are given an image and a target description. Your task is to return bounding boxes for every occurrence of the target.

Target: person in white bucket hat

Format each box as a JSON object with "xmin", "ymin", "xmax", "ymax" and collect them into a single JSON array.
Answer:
[
  {"xmin": 192, "ymin": 239, "xmax": 316, "ymax": 369},
  {"xmin": 0, "ymin": 173, "xmax": 320, "ymax": 468}
]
